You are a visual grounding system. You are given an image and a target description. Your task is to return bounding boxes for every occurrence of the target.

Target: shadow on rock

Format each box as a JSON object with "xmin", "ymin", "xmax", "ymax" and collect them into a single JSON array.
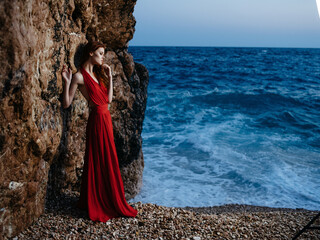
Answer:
[{"xmin": 45, "ymin": 192, "xmax": 89, "ymax": 221}]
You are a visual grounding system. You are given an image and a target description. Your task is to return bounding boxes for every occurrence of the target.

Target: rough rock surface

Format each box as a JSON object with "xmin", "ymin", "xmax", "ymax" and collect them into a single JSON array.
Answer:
[{"xmin": 0, "ymin": 0, "xmax": 147, "ymax": 238}]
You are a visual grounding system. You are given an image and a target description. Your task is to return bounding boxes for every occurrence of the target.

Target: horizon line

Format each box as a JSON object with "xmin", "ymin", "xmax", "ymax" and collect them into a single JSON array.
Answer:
[{"xmin": 129, "ymin": 45, "xmax": 320, "ymax": 49}]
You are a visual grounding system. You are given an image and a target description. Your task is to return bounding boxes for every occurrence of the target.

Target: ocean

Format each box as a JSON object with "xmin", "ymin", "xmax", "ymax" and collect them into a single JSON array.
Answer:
[{"xmin": 128, "ymin": 46, "xmax": 320, "ymax": 210}]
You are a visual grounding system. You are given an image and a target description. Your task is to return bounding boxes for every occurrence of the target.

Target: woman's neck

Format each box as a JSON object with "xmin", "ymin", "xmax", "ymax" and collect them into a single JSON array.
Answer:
[{"xmin": 82, "ymin": 61, "xmax": 95, "ymax": 74}]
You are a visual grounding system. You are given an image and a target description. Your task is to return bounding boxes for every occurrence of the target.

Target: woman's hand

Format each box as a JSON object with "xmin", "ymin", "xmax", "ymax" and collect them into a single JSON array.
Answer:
[
  {"xmin": 62, "ymin": 64, "xmax": 72, "ymax": 85},
  {"xmin": 102, "ymin": 63, "xmax": 113, "ymax": 103},
  {"xmin": 102, "ymin": 64, "xmax": 112, "ymax": 78}
]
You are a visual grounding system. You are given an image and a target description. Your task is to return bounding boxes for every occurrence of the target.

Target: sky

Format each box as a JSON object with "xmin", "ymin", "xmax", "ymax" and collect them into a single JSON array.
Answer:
[{"xmin": 130, "ymin": 0, "xmax": 320, "ymax": 48}]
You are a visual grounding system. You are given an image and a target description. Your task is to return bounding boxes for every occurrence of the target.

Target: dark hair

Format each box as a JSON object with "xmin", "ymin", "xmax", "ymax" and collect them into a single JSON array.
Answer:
[{"xmin": 80, "ymin": 41, "xmax": 109, "ymax": 87}]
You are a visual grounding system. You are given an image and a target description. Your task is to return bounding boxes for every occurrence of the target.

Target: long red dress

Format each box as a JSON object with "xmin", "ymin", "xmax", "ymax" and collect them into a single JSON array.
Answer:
[{"xmin": 77, "ymin": 66, "xmax": 138, "ymax": 221}]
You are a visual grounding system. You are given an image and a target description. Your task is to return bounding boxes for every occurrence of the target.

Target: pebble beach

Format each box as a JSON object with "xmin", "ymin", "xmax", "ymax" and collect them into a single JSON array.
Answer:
[{"xmin": 15, "ymin": 193, "xmax": 320, "ymax": 239}]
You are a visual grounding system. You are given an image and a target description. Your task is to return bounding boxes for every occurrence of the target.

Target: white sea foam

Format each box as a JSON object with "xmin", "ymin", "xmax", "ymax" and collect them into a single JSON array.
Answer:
[{"xmin": 134, "ymin": 108, "xmax": 320, "ymax": 209}]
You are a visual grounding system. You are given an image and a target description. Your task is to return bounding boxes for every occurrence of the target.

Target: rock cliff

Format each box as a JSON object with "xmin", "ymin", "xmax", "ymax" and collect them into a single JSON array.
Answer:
[{"xmin": 0, "ymin": 0, "xmax": 148, "ymax": 237}]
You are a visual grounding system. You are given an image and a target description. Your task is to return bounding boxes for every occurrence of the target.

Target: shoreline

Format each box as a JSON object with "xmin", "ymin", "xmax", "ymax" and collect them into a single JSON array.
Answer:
[
  {"xmin": 15, "ymin": 193, "xmax": 319, "ymax": 239},
  {"xmin": 183, "ymin": 203, "xmax": 316, "ymax": 215}
]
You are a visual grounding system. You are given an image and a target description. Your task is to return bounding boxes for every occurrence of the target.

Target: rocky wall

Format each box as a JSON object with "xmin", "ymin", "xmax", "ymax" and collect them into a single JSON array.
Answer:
[{"xmin": 0, "ymin": 0, "xmax": 148, "ymax": 238}]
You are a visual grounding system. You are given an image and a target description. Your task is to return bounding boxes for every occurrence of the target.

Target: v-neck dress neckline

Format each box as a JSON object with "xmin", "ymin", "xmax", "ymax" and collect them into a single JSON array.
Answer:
[{"xmin": 82, "ymin": 67, "xmax": 100, "ymax": 86}]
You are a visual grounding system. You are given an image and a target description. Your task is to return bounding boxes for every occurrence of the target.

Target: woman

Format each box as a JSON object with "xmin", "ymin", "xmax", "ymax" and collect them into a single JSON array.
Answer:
[{"xmin": 62, "ymin": 41, "xmax": 138, "ymax": 221}]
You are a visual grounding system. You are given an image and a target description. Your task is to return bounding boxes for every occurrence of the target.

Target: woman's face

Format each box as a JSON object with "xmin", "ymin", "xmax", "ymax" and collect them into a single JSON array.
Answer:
[{"xmin": 90, "ymin": 47, "xmax": 105, "ymax": 65}]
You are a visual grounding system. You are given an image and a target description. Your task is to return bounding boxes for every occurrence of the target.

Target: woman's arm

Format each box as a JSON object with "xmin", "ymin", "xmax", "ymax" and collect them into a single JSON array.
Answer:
[
  {"xmin": 108, "ymin": 70, "xmax": 113, "ymax": 104},
  {"xmin": 62, "ymin": 65, "xmax": 79, "ymax": 108},
  {"xmin": 103, "ymin": 64, "xmax": 113, "ymax": 103}
]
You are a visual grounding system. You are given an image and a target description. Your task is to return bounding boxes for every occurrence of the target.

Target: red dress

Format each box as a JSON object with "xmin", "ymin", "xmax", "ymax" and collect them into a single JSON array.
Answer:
[{"xmin": 77, "ymin": 66, "xmax": 138, "ymax": 221}]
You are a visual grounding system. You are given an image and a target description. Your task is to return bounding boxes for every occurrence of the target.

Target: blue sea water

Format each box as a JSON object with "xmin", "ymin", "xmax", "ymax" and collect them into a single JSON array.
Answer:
[{"xmin": 128, "ymin": 46, "xmax": 320, "ymax": 210}]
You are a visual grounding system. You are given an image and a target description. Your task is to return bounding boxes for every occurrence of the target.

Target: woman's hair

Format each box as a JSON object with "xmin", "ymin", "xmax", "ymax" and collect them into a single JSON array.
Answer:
[{"xmin": 80, "ymin": 41, "xmax": 110, "ymax": 87}]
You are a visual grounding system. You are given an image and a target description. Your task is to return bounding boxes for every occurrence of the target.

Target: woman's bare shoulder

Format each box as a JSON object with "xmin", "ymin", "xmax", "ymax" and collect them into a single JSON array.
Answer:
[{"xmin": 72, "ymin": 71, "xmax": 84, "ymax": 85}]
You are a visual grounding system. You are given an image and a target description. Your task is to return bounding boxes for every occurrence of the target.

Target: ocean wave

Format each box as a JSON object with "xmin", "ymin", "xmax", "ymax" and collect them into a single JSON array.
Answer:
[{"xmin": 130, "ymin": 46, "xmax": 320, "ymax": 210}]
